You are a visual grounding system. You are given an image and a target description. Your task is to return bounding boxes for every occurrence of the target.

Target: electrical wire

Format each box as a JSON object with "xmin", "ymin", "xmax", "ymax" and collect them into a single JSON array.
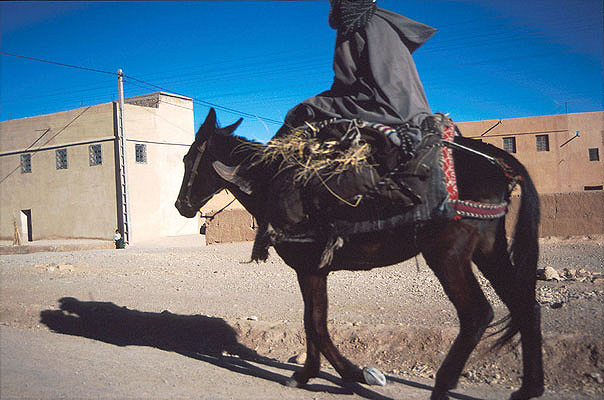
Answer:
[
  {"xmin": 0, "ymin": 52, "xmax": 116, "ymax": 76},
  {"xmin": 1, "ymin": 3, "xmax": 600, "ymax": 121},
  {"xmin": 122, "ymin": 74, "xmax": 283, "ymax": 125},
  {"xmin": 0, "ymin": 51, "xmax": 284, "ymax": 125}
]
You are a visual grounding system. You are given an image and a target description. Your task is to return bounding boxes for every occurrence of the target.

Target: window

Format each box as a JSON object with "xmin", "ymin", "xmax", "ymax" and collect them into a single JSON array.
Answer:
[
  {"xmin": 56, "ymin": 148, "xmax": 68, "ymax": 169},
  {"xmin": 588, "ymin": 148, "xmax": 600, "ymax": 161},
  {"xmin": 135, "ymin": 143, "xmax": 147, "ymax": 163},
  {"xmin": 89, "ymin": 144, "xmax": 102, "ymax": 166},
  {"xmin": 20, "ymin": 154, "xmax": 32, "ymax": 173},
  {"xmin": 536, "ymin": 135, "xmax": 549, "ymax": 152},
  {"xmin": 503, "ymin": 137, "xmax": 516, "ymax": 153}
]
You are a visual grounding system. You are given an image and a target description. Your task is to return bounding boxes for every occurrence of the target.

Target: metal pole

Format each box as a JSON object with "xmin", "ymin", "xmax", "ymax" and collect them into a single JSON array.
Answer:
[{"xmin": 117, "ymin": 69, "xmax": 131, "ymax": 243}]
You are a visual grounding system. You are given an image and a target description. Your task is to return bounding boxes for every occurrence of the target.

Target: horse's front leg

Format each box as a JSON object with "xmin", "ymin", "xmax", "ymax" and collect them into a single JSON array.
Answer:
[
  {"xmin": 284, "ymin": 271, "xmax": 322, "ymax": 387},
  {"xmin": 286, "ymin": 271, "xmax": 369, "ymax": 387}
]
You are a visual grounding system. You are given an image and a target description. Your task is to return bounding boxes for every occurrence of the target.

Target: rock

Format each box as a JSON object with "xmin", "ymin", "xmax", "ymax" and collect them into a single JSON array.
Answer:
[
  {"xmin": 537, "ymin": 269, "xmax": 546, "ymax": 280},
  {"xmin": 288, "ymin": 353, "xmax": 306, "ymax": 365},
  {"xmin": 587, "ymin": 372, "xmax": 603, "ymax": 384},
  {"xmin": 363, "ymin": 366, "xmax": 386, "ymax": 386},
  {"xmin": 562, "ymin": 268, "xmax": 576, "ymax": 280},
  {"xmin": 544, "ymin": 266, "xmax": 561, "ymax": 281}
]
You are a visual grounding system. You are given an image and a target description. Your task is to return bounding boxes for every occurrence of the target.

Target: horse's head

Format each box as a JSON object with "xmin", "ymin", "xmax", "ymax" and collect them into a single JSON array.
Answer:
[{"xmin": 175, "ymin": 108, "xmax": 242, "ymax": 218}]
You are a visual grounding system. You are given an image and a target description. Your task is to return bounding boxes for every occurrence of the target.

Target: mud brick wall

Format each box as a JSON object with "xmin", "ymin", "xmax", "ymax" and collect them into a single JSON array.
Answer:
[
  {"xmin": 205, "ymin": 209, "xmax": 257, "ymax": 244},
  {"xmin": 506, "ymin": 191, "xmax": 604, "ymax": 237},
  {"xmin": 206, "ymin": 192, "xmax": 603, "ymax": 244}
]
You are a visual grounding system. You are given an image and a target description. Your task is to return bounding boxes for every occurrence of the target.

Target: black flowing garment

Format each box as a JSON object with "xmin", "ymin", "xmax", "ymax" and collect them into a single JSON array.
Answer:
[{"xmin": 284, "ymin": 8, "xmax": 437, "ymax": 128}]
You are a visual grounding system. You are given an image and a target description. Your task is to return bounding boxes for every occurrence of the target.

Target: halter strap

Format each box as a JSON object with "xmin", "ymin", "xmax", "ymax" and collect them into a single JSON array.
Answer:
[{"xmin": 184, "ymin": 141, "xmax": 207, "ymax": 207}]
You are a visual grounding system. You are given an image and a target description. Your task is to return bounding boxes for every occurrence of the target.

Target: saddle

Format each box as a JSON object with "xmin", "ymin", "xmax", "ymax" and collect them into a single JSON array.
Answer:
[{"xmin": 248, "ymin": 115, "xmax": 458, "ymax": 265}]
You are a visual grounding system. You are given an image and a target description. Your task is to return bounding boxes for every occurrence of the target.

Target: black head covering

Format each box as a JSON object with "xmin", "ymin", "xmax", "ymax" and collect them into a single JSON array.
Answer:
[{"xmin": 329, "ymin": 0, "xmax": 378, "ymax": 37}]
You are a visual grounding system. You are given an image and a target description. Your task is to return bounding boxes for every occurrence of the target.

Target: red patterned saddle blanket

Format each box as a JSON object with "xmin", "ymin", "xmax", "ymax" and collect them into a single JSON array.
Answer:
[{"xmin": 440, "ymin": 118, "xmax": 509, "ymax": 220}]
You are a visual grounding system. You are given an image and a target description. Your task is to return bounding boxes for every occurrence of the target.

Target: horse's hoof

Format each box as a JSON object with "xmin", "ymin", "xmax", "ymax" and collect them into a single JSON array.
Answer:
[
  {"xmin": 284, "ymin": 371, "xmax": 310, "ymax": 388},
  {"xmin": 430, "ymin": 391, "xmax": 449, "ymax": 400},
  {"xmin": 509, "ymin": 385, "xmax": 545, "ymax": 400},
  {"xmin": 363, "ymin": 366, "xmax": 386, "ymax": 386},
  {"xmin": 283, "ymin": 376, "xmax": 302, "ymax": 388}
]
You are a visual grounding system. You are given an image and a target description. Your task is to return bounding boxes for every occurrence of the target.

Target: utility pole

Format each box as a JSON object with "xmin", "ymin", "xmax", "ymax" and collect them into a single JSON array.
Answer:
[{"xmin": 116, "ymin": 69, "xmax": 131, "ymax": 243}]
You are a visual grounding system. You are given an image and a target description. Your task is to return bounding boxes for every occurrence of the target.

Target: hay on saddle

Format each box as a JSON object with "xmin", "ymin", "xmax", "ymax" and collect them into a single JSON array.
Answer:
[{"xmin": 245, "ymin": 132, "xmax": 374, "ymax": 187}]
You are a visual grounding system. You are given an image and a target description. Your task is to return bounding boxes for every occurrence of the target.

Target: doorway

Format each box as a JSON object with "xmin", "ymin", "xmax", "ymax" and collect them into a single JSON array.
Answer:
[{"xmin": 20, "ymin": 209, "xmax": 32, "ymax": 242}]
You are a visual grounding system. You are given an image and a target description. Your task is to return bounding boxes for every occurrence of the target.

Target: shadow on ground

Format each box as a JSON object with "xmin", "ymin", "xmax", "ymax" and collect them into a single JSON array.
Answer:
[{"xmin": 39, "ymin": 297, "xmax": 482, "ymax": 400}]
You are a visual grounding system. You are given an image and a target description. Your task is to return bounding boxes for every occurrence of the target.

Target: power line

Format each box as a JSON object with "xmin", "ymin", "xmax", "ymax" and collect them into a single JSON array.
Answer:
[
  {"xmin": 2, "ymin": 4, "xmax": 600, "ymax": 122},
  {"xmin": 0, "ymin": 51, "xmax": 116, "ymax": 76},
  {"xmin": 3, "ymin": 11, "xmax": 598, "ymax": 91},
  {"xmin": 123, "ymin": 74, "xmax": 283, "ymax": 125},
  {"xmin": 0, "ymin": 51, "xmax": 284, "ymax": 125}
]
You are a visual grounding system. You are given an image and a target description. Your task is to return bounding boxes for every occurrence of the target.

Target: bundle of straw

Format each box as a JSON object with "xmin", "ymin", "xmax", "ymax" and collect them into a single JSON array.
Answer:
[{"xmin": 245, "ymin": 133, "xmax": 373, "ymax": 186}]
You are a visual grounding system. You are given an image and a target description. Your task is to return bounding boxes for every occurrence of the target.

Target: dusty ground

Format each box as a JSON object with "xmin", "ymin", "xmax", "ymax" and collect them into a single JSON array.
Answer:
[{"xmin": 1, "ymin": 235, "xmax": 603, "ymax": 399}]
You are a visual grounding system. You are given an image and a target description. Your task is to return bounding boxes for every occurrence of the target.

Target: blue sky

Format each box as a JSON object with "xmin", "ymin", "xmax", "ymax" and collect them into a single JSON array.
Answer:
[{"xmin": 1, "ymin": 0, "xmax": 602, "ymax": 142}]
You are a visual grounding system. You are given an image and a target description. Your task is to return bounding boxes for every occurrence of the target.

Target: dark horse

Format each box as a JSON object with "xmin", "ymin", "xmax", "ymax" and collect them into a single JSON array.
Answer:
[{"xmin": 175, "ymin": 109, "xmax": 544, "ymax": 400}]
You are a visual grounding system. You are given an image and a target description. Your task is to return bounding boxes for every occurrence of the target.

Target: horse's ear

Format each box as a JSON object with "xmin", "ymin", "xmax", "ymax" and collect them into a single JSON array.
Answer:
[
  {"xmin": 220, "ymin": 118, "xmax": 243, "ymax": 136},
  {"xmin": 196, "ymin": 108, "xmax": 218, "ymax": 140}
]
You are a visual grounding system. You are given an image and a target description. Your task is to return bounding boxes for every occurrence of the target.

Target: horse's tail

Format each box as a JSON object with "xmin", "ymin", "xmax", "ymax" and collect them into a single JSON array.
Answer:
[
  {"xmin": 510, "ymin": 162, "xmax": 540, "ymax": 281},
  {"xmin": 491, "ymin": 158, "xmax": 540, "ymax": 349}
]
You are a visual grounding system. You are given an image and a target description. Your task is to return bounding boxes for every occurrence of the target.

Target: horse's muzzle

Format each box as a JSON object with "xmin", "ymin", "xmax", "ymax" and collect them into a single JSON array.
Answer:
[{"xmin": 175, "ymin": 199, "xmax": 198, "ymax": 218}]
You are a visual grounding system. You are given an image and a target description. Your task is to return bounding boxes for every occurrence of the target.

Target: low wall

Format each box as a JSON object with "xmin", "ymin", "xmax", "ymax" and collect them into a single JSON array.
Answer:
[
  {"xmin": 206, "ymin": 192, "xmax": 604, "ymax": 244},
  {"xmin": 205, "ymin": 209, "xmax": 256, "ymax": 245},
  {"xmin": 507, "ymin": 191, "xmax": 604, "ymax": 238}
]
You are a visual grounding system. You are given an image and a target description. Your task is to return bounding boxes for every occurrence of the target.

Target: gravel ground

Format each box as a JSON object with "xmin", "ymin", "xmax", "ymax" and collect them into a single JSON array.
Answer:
[{"xmin": 1, "ymin": 234, "xmax": 603, "ymax": 399}]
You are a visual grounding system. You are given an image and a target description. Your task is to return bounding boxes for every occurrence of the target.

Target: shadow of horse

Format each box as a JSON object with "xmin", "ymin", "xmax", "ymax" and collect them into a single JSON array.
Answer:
[{"xmin": 40, "ymin": 297, "xmax": 411, "ymax": 400}]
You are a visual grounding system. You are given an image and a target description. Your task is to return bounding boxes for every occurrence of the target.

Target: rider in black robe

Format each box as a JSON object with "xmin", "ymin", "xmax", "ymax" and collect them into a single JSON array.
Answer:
[{"xmin": 281, "ymin": 0, "xmax": 437, "ymax": 132}]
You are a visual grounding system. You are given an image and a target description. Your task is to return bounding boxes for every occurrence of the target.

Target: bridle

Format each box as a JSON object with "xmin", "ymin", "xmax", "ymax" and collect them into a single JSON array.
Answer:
[
  {"xmin": 180, "ymin": 136, "xmax": 239, "ymax": 217},
  {"xmin": 183, "ymin": 140, "xmax": 208, "ymax": 209}
]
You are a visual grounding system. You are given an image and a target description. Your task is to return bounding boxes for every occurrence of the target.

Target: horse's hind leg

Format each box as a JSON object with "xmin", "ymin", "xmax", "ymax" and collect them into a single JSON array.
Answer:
[
  {"xmin": 473, "ymin": 225, "xmax": 544, "ymax": 400},
  {"xmin": 285, "ymin": 271, "xmax": 365, "ymax": 387},
  {"xmin": 421, "ymin": 223, "xmax": 494, "ymax": 400}
]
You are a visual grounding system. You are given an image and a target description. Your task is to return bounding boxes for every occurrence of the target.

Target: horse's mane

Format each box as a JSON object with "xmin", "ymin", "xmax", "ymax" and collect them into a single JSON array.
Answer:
[{"xmin": 217, "ymin": 132, "xmax": 264, "ymax": 166}]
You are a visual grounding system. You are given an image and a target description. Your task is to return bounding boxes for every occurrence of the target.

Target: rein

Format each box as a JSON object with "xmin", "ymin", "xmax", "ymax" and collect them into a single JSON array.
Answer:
[{"xmin": 200, "ymin": 197, "xmax": 237, "ymax": 221}]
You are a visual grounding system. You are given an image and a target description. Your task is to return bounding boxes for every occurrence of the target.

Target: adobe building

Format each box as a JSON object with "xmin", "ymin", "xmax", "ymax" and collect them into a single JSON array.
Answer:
[
  {"xmin": 456, "ymin": 111, "xmax": 603, "ymax": 194},
  {"xmin": 0, "ymin": 92, "xmax": 199, "ymax": 243},
  {"xmin": 456, "ymin": 111, "xmax": 603, "ymax": 237}
]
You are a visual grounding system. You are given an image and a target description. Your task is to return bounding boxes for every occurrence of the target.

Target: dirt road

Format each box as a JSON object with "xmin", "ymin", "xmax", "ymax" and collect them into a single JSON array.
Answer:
[{"xmin": 1, "ymin": 235, "xmax": 602, "ymax": 399}]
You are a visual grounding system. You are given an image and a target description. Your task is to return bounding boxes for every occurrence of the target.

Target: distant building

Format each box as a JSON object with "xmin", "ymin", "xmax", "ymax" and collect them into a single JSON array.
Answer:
[
  {"xmin": 456, "ymin": 111, "xmax": 603, "ymax": 194},
  {"xmin": 0, "ymin": 92, "xmax": 199, "ymax": 243}
]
